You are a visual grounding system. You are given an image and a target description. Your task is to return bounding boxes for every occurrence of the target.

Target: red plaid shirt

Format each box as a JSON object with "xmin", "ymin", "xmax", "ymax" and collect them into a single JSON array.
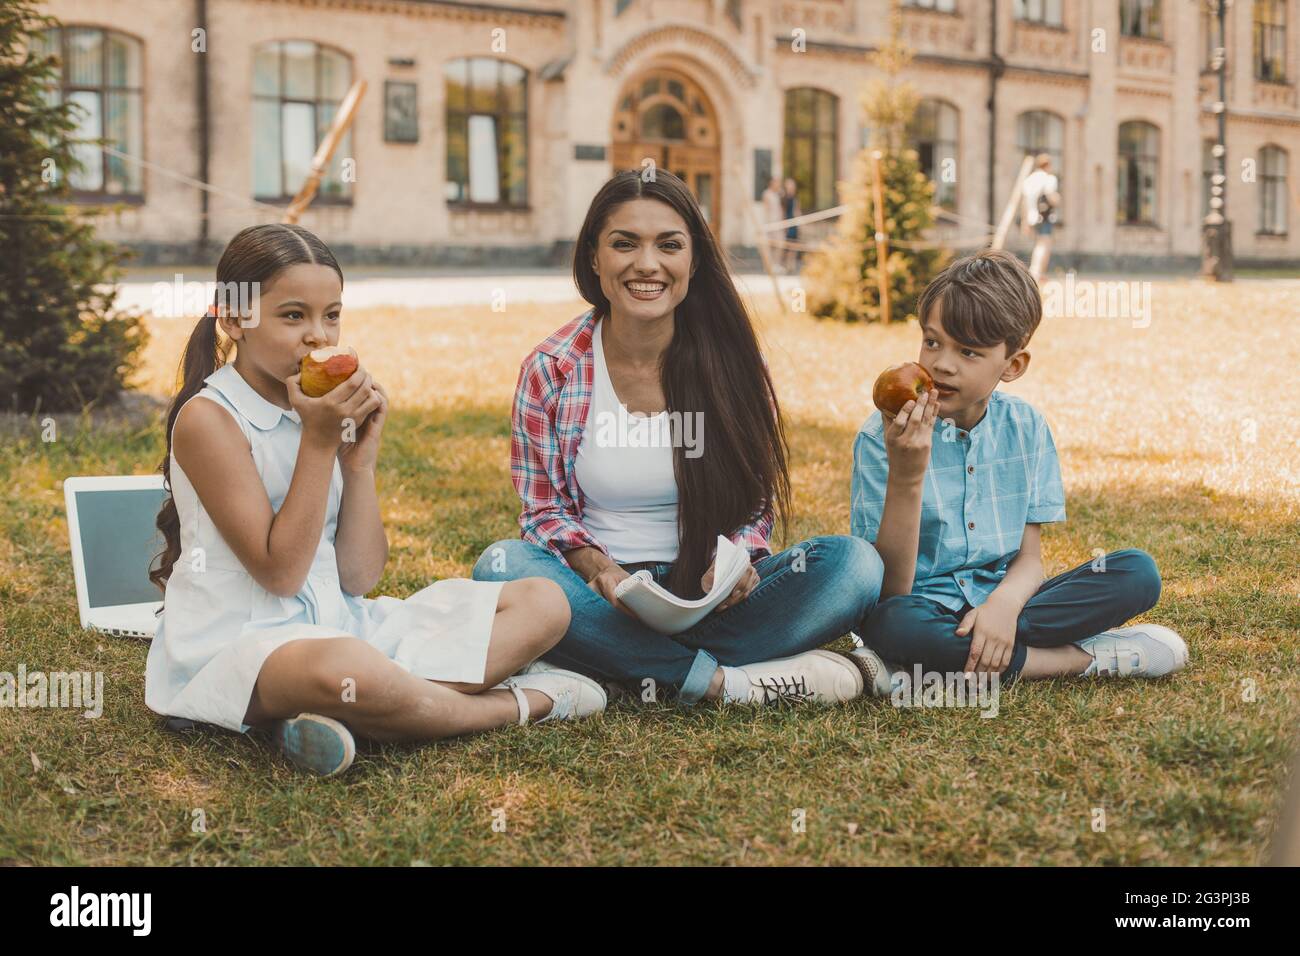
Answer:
[{"xmin": 511, "ymin": 308, "xmax": 774, "ymax": 565}]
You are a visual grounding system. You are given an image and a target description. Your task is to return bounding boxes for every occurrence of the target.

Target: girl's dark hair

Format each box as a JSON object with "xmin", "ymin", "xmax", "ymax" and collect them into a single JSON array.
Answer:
[
  {"xmin": 574, "ymin": 170, "xmax": 791, "ymax": 598},
  {"xmin": 150, "ymin": 223, "xmax": 343, "ymax": 592}
]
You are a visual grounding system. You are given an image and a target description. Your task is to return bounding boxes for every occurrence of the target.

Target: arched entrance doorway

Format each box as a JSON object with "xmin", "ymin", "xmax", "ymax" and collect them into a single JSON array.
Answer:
[{"xmin": 610, "ymin": 68, "xmax": 721, "ymax": 233}]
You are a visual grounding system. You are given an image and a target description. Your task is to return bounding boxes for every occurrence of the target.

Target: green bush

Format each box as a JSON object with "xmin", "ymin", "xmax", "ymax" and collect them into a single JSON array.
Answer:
[
  {"xmin": 0, "ymin": 1, "xmax": 146, "ymax": 413},
  {"xmin": 803, "ymin": 148, "xmax": 949, "ymax": 323}
]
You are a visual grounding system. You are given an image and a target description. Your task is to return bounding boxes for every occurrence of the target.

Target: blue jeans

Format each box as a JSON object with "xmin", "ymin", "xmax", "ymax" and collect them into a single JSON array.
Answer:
[
  {"xmin": 472, "ymin": 535, "xmax": 884, "ymax": 704},
  {"xmin": 862, "ymin": 548, "xmax": 1161, "ymax": 683}
]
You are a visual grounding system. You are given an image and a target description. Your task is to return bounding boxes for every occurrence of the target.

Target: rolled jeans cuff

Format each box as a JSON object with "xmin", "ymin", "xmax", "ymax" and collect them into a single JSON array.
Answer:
[{"xmin": 678, "ymin": 649, "xmax": 719, "ymax": 705}]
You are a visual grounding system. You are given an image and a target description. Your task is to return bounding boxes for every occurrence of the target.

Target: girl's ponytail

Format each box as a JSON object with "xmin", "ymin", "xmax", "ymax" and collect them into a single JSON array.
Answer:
[{"xmin": 150, "ymin": 308, "xmax": 225, "ymax": 591}]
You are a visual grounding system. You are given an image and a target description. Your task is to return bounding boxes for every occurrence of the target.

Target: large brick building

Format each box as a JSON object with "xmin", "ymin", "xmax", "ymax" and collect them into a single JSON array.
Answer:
[{"xmin": 37, "ymin": 0, "xmax": 1300, "ymax": 269}]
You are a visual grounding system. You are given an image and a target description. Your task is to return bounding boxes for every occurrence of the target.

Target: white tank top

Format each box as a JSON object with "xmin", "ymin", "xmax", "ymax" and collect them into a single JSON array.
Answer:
[{"xmin": 573, "ymin": 318, "xmax": 679, "ymax": 562}]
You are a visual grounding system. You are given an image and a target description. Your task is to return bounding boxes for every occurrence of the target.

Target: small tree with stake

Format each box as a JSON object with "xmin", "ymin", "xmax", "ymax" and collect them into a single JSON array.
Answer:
[
  {"xmin": 0, "ymin": 1, "xmax": 146, "ymax": 413},
  {"xmin": 802, "ymin": 3, "xmax": 948, "ymax": 323}
]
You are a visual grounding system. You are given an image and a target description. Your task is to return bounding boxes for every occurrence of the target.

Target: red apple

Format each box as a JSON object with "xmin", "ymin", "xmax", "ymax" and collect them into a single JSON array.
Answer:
[
  {"xmin": 872, "ymin": 362, "xmax": 934, "ymax": 417},
  {"xmin": 300, "ymin": 346, "xmax": 359, "ymax": 397}
]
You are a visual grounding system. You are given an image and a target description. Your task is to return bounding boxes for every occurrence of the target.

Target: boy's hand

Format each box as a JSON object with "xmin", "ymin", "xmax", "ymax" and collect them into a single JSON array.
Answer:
[
  {"xmin": 883, "ymin": 389, "xmax": 937, "ymax": 482},
  {"xmin": 956, "ymin": 595, "xmax": 1018, "ymax": 674}
]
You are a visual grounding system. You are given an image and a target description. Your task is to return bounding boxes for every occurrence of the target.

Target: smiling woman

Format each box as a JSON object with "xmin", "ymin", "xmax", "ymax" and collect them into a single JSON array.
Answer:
[{"xmin": 473, "ymin": 170, "xmax": 891, "ymax": 709}]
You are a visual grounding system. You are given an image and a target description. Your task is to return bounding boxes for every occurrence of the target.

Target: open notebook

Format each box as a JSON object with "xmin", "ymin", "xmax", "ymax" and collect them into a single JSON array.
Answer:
[{"xmin": 613, "ymin": 535, "xmax": 751, "ymax": 635}]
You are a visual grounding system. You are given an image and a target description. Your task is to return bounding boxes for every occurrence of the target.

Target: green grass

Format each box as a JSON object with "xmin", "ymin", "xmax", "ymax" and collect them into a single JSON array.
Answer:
[{"xmin": 2, "ymin": 291, "xmax": 1298, "ymax": 865}]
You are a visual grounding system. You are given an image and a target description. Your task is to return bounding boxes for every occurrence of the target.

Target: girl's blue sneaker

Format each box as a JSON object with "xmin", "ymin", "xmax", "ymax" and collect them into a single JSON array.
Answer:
[{"xmin": 271, "ymin": 713, "xmax": 355, "ymax": 777}]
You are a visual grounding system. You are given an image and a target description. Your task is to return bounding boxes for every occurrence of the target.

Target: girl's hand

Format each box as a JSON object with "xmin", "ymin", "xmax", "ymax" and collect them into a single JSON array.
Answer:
[
  {"xmin": 287, "ymin": 366, "xmax": 383, "ymax": 452},
  {"xmin": 702, "ymin": 559, "xmax": 760, "ymax": 613},
  {"xmin": 338, "ymin": 380, "xmax": 388, "ymax": 473},
  {"xmin": 883, "ymin": 389, "xmax": 937, "ymax": 483},
  {"xmin": 588, "ymin": 564, "xmax": 636, "ymax": 618}
]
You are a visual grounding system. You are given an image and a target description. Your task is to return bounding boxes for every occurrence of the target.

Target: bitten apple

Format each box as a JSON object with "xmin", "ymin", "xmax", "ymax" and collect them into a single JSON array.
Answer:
[
  {"xmin": 872, "ymin": 362, "xmax": 934, "ymax": 417},
  {"xmin": 299, "ymin": 346, "xmax": 359, "ymax": 397}
]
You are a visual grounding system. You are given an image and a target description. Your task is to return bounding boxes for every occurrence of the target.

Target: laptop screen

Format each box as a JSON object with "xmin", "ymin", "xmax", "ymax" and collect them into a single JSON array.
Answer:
[{"xmin": 74, "ymin": 488, "xmax": 167, "ymax": 608}]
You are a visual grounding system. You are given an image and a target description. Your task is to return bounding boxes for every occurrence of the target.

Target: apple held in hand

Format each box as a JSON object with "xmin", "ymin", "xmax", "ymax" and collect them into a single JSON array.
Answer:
[
  {"xmin": 300, "ymin": 346, "xmax": 359, "ymax": 397},
  {"xmin": 872, "ymin": 362, "xmax": 934, "ymax": 417}
]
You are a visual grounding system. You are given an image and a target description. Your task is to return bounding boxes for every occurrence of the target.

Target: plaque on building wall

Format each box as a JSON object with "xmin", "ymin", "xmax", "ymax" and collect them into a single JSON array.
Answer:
[
  {"xmin": 384, "ymin": 81, "xmax": 418, "ymax": 143},
  {"xmin": 575, "ymin": 144, "xmax": 607, "ymax": 161},
  {"xmin": 753, "ymin": 148, "xmax": 772, "ymax": 200}
]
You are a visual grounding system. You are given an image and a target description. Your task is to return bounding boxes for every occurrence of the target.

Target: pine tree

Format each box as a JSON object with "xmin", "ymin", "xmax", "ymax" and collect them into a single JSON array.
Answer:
[
  {"xmin": 0, "ymin": 1, "xmax": 146, "ymax": 413},
  {"xmin": 802, "ymin": 3, "xmax": 949, "ymax": 323}
]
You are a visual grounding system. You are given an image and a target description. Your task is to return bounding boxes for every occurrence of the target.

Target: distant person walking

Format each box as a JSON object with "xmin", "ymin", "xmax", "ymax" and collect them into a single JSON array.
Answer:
[
  {"xmin": 1021, "ymin": 154, "xmax": 1060, "ymax": 283},
  {"xmin": 760, "ymin": 177, "xmax": 785, "ymax": 273},
  {"xmin": 781, "ymin": 177, "xmax": 802, "ymax": 273}
]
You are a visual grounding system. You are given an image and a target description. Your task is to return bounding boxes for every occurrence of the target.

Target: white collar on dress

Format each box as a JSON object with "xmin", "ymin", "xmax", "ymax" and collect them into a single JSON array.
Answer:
[{"xmin": 204, "ymin": 363, "xmax": 301, "ymax": 431}]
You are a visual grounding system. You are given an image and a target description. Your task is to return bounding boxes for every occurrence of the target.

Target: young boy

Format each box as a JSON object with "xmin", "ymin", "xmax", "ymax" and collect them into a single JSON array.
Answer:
[{"xmin": 849, "ymin": 250, "xmax": 1186, "ymax": 685}]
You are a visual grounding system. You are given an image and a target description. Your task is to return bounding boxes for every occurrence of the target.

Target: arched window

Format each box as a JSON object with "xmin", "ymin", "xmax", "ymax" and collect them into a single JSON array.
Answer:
[
  {"xmin": 444, "ymin": 58, "xmax": 528, "ymax": 207},
  {"xmin": 1016, "ymin": 110, "xmax": 1064, "ymax": 182},
  {"xmin": 253, "ymin": 41, "xmax": 353, "ymax": 200},
  {"xmin": 783, "ymin": 88, "xmax": 839, "ymax": 214},
  {"xmin": 1254, "ymin": 0, "xmax": 1288, "ymax": 82},
  {"xmin": 908, "ymin": 99, "xmax": 959, "ymax": 210},
  {"xmin": 34, "ymin": 27, "xmax": 143, "ymax": 198},
  {"xmin": 1117, "ymin": 121, "xmax": 1160, "ymax": 225},
  {"xmin": 641, "ymin": 103, "xmax": 685, "ymax": 141},
  {"xmin": 1259, "ymin": 145, "xmax": 1289, "ymax": 235}
]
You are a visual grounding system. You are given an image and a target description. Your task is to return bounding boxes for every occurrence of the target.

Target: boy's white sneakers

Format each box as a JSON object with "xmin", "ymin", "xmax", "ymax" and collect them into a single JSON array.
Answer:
[
  {"xmin": 733, "ymin": 649, "xmax": 864, "ymax": 705},
  {"xmin": 849, "ymin": 645, "xmax": 897, "ymax": 697},
  {"xmin": 498, "ymin": 664, "xmax": 607, "ymax": 723},
  {"xmin": 1074, "ymin": 624, "xmax": 1188, "ymax": 678}
]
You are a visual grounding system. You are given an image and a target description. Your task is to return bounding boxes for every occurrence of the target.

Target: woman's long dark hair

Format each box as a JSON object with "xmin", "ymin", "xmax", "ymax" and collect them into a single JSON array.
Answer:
[
  {"xmin": 150, "ymin": 223, "xmax": 343, "ymax": 592},
  {"xmin": 574, "ymin": 170, "xmax": 791, "ymax": 598}
]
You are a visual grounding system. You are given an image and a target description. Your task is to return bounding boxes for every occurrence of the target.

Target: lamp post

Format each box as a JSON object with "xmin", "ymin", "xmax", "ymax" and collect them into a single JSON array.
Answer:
[{"xmin": 1201, "ymin": 0, "xmax": 1234, "ymax": 281}]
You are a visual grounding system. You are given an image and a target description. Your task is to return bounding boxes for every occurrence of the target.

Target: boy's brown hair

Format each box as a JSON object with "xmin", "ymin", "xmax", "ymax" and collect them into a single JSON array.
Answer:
[{"xmin": 916, "ymin": 249, "xmax": 1042, "ymax": 355}]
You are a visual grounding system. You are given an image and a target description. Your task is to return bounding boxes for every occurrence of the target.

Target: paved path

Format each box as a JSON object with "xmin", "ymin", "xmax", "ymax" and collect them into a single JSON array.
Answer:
[
  {"xmin": 114, "ymin": 268, "xmax": 1298, "ymax": 317},
  {"xmin": 114, "ymin": 271, "xmax": 800, "ymax": 316}
]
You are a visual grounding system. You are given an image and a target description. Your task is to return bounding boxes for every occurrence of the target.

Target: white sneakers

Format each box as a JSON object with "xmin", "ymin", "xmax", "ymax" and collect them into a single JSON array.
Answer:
[
  {"xmin": 848, "ymin": 645, "xmax": 897, "ymax": 697},
  {"xmin": 729, "ymin": 649, "xmax": 864, "ymax": 706},
  {"xmin": 1075, "ymin": 624, "xmax": 1188, "ymax": 678},
  {"xmin": 497, "ymin": 662, "xmax": 608, "ymax": 723}
]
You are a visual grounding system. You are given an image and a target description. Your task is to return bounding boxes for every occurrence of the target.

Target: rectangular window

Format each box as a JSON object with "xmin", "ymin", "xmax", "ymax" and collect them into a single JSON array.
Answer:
[
  {"xmin": 467, "ymin": 114, "xmax": 501, "ymax": 204},
  {"xmin": 1014, "ymin": 0, "xmax": 1063, "ymax": 26},
  {"xmin": 1254, "ymin": 0, "xmax": 1288, "ymax": 82},
  {"xmin": 1120, "ymin": 0, "xmax": 1162, "ymax": 39}
]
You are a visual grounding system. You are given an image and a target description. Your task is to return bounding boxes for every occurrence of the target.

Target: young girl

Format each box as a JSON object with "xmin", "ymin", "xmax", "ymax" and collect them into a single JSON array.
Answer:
[{"xmin": 146, "ymin": 224, "xmax": 605, "ymax": 777}]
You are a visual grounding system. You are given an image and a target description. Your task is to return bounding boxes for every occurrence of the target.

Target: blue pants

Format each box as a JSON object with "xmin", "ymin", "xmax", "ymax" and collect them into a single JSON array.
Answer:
[
  {"xmin": 862, "ymin": 548, "xmax": 1161, "ymax": 682},
  {"xmin": 472, "ymin": 535, "xmax": 884, "ymax": 704}
]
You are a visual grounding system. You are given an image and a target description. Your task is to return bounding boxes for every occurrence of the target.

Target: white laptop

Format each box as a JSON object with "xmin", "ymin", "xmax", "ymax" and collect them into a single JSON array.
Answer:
[{"xmin": 64, "ymin": 475, "xmax": 167, "ymax": 639}]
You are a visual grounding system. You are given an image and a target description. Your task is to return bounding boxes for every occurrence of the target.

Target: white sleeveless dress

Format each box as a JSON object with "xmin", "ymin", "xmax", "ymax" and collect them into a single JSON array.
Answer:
[{"xmin": 144, "ymin": 363, "xmax": 505, "ymax": 732}]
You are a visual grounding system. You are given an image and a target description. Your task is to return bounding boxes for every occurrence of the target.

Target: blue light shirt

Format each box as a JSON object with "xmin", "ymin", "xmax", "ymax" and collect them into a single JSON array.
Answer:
[{"xmin": 850, "ymin": 391, "xmax": 1066, "ymax": 612}]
